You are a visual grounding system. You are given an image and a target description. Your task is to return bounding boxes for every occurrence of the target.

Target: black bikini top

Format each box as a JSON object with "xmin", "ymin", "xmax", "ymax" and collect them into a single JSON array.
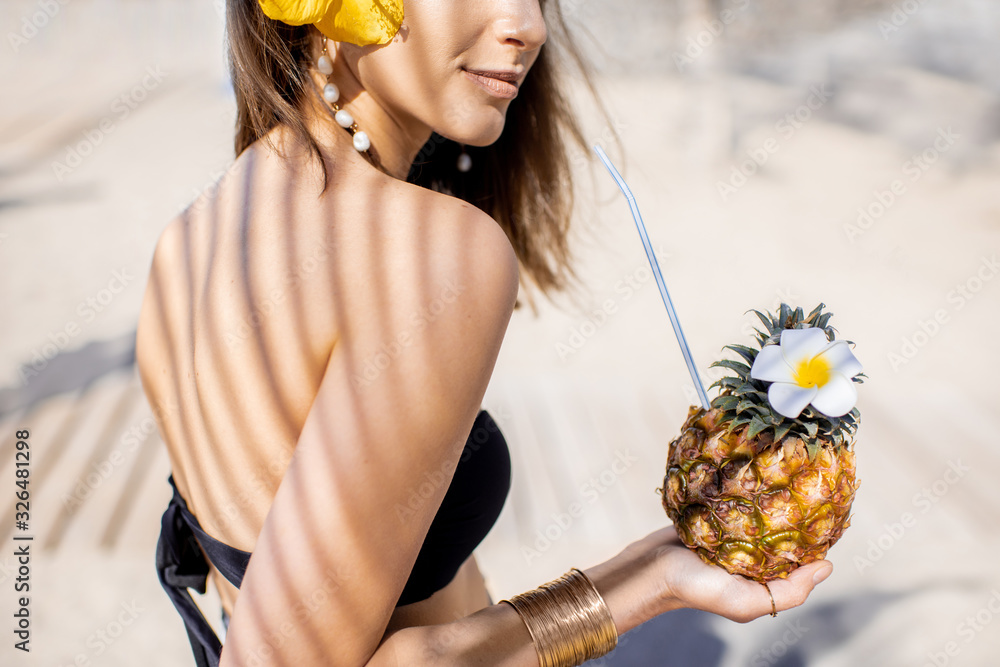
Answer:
[{"xmin": 155, "ymin": 409, "xmax": 511, "ymax": 667}]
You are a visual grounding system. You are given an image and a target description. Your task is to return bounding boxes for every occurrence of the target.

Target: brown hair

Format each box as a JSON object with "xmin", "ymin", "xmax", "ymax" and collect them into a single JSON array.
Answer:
[{"xmin": 226, "ymin": 0, "xmax": 622, "ymax": 311}]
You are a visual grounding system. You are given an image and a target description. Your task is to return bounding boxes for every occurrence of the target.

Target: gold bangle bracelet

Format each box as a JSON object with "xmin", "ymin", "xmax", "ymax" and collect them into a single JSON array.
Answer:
[{"xmin": 500, "ymin": 568, "xmax": 618, "ymax": 667}]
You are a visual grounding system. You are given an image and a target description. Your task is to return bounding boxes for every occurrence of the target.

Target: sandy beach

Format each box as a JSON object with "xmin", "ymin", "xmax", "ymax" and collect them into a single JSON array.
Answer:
[{"xmin": 2, "ymin": 0, "xmax": 999, "ymax": 665}]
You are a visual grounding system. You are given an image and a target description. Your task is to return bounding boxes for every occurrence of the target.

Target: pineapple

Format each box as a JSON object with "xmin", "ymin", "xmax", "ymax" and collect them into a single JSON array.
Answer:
[{"xmin": 658, "ymin": 303, "xmax": 863, "ymax": 581}]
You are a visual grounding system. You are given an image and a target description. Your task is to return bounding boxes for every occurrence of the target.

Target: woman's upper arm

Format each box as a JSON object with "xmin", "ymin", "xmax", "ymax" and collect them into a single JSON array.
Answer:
[{"xmin": 219, "ymin": 204, "xmax": 519, "ymax": 667}]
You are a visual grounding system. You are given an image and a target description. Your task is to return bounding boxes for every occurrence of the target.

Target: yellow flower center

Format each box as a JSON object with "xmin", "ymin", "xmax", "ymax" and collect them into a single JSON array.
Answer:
[{"xmin": 793, "ymin": 355, "xmax": 831, "ymax": 388}]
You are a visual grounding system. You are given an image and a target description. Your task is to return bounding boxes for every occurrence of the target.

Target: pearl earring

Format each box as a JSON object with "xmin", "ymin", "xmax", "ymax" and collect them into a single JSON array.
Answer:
[
  {"xmin": 318, "ymin": 35, "xmax": 371, "ymax": 153},
  {"xmin": 457, "ymin": 144, "xmax": 472, "ymax": 172}
]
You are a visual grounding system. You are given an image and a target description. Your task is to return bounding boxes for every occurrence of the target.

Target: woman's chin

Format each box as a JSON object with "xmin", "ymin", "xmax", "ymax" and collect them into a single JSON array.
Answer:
[{"xmin": 448, "ymin": 123, "xmax": 507, "ymax": 149}]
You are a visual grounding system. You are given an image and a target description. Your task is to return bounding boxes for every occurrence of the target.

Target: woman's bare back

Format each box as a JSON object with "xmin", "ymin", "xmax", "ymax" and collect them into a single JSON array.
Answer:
[{"xmin": 137, "ymin": 124, "xmax": 496, "ymax": 636}]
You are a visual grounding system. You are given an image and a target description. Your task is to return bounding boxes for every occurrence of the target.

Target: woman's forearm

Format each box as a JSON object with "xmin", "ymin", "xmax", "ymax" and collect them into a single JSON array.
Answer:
[
  {"xmin": 364, "ymin": 525, "xmax": 832, "ymax": 666},
  {"xmin": 397, "ymin": 546, "xmax": 665, "ymax": 666}
]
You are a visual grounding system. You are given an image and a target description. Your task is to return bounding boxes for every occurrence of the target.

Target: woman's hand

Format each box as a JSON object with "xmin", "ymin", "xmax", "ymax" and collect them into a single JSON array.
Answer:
[{"xmin": 626, "ymin": 525, "xmax": 833, "ymax": 624}]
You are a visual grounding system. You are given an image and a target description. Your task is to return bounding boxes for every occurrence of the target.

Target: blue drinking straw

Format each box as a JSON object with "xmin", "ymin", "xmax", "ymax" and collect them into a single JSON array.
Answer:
[{"xmin": 592, "ymin": 144, "xmax": 711, "ymax": 411}]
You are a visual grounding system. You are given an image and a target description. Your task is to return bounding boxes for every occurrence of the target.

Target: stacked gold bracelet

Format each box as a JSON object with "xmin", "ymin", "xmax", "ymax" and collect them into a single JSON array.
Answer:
[{"xmin": 499, "ymin": 568, "xmax": 618, "ymax": 667}]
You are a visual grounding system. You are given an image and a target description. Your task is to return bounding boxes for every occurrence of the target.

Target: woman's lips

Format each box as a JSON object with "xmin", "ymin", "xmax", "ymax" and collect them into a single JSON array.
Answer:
[{"xmin": 463, "ymin": 69, "xmax": 518, "ymax": 99}]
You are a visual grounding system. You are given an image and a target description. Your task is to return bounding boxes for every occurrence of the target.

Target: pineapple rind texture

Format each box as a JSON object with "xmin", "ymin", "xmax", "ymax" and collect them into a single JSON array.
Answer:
[
  {"xmin": 658, "ymin": 304, "xmax": 861, "ymax": 581},
  {"xmin": 660, "ymin": 406, "xmax": 858, "ymax": 581}
]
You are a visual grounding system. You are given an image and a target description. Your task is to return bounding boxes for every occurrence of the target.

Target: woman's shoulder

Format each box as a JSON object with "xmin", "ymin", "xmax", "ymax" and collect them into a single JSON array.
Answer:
[
  {"xmin": 375, "ymin": 179, "xmax": 520, "ymax": 305},
  {"xmin": 394, "ymin": 180, "xmax": 517, "ymax": 259},
  {"xmin": 148, "ymin": 128, "xmax": 518, "ymax": 319}
]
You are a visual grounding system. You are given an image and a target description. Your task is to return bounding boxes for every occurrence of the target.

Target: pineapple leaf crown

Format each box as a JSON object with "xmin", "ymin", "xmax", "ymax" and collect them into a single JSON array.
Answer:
[{"xmin": 708, "ymin": 303, "xmax": 865, "ymax": 459}]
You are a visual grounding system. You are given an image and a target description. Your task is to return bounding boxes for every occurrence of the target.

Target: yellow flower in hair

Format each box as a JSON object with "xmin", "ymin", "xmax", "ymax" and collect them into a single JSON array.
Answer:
[
  {"xmin": 257, "ymin": 0, "xmax": 404, "ymax": 47},
  {"xmin": 316, "ymin": 0, "xmax": 404, "ymax": 45}
]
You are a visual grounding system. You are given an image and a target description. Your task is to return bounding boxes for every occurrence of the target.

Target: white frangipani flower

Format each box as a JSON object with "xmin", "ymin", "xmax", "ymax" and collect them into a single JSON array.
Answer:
[{"xmin": 750, "ymin": 327, "xmax": 863, "ymax": 419}]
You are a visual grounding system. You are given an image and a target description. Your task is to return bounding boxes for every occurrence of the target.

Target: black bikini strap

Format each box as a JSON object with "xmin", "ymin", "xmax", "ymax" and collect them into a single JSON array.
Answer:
[
  {"xmin": 166, "ymin": 475, "xmax": 252, "ymax": 589},
  {"xmin": 155, "ymin": 476, "xmax": 223, "ymax": 667}
]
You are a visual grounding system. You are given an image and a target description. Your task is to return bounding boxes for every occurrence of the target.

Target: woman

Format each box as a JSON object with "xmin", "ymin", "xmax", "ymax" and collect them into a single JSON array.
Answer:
[{"xmin": 137, "ymin": 0, "xmax": 832, "ymax": 665}]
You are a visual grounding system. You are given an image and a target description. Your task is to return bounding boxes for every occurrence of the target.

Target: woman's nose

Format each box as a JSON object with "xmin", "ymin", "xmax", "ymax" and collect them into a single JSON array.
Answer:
[{"xmin": 495, "ymin": 0, "xmax": 547, "ymax": 52}]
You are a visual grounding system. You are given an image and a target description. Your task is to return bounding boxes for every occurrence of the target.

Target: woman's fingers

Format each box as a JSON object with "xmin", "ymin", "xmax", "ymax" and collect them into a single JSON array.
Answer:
[
  {"xmin": 756, "ymin": 561, "xmax": 833, "ymax": 616},
  {"xmin": 774, "ymin": 560, "xmax": 832, "ymax": 611},
  {"xmin": 650, "ymin": 534, "xmax": 835, "ymax": 623},
  {"xmin": 715, "ymin": 559, "xmax": 833, "ymax": 623}
]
